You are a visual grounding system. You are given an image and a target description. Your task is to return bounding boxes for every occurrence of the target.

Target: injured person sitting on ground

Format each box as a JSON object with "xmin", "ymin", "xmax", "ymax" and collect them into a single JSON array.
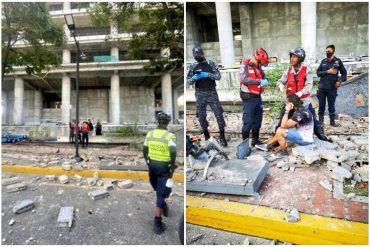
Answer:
[{"xmin": 255, "ymin": 94, "xmax": 314, "ymax": 157}]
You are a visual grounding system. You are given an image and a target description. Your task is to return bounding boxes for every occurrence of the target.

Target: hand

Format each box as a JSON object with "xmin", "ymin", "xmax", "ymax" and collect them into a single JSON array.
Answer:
[
  {"xmin": 192, "ymin": 74, "xmax": 201, "ymax": 81},
  {"xmin": 278, "ymin": 84, "xmax": 285, "ymax": 92},
  {"xmin": 327, "ymin": 68, "xmax": 338, "ymax": 75},
  {"xmin": 285, "ymin": 102, "xmax": 293, "ymax": 111},
  {"xmin": 198, "ymin": 72, "xmax": 209, "ymax": 79},
  {"xmin": 296, "ymin": 91, "xmax": 303, "ymax": 97},
  {"xmin": 335, "ymin": 81, "xmax": 341, "ymax": 88},
  {"xmin": 260, "ymin": 79, "xmax": 269, "ymax": 87}
]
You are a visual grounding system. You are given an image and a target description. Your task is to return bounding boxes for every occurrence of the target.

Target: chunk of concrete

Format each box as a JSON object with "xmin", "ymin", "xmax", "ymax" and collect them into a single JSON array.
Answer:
[
  {"xmin": 87, "ymin": 177, "xmax": 97, "ymax": 186},
  {"xmin": 336, "ymin": 139, "xmax": 357, "ymax": 151},
  {"xmin": 356, "ymin": 165, "xmax": 369, "ymax": 182},
  {"xmin": 285, "ymin": 208, "xmax": 300, "ymax": 222},
  {"xmin": 353, "ymin": 173, "xmax": 362, "ymax": 182},
  {"xmin": 9, "ymin": 219, "xmax": 15, "ymax": 226},
  {"xmin": 335, "ymin": 166, "xmax": 352, "ymax": 179},
  {"xmin": 45, "ymin": 175, "xmax": 56, "ymax": 181},
  {"xmin": 118, "ymin": 180, "xmax": 133, "ymax": 189},
  {"xmin": 88, "ymin": 190, "xmax": 109, "ymax": 200},
  {"xmin": 333, "ymin": 180, "xmax": 345, "ymax": 200},
  {"xmin": 6, "ymin": 183, "xmax": 27, "ymax": 193},
  {"xmin": 326, "ymin": 161, "xmax": 339, "ymax": 171},
  {"xmin": 319, "ymin": 149, "xmax": 348, "ymax": 163},
  {"xmin": 74, "ymin": 175, "xmax": 82, "ymax": 182},
  {"xmin": 312, "ymin": 139, "xmax": 338, "ymax": 150},
  {"xmin": 319, "ymin": 179, "xmax": 333, "ymax": 192},
  {"xmin": 12, "ymin": 200, "xmax": 35, "ymax": 214},
  {"xmin": 291, "ymin": 146, "xmax": 320, "ymax": 164},
  {"xmin": 58, "ymin": 175, "xmax": 69, "ymax": 184},
  {"xmin": 2, "ymin": 177, "xmax": 21, "ymax": 186},
  {"xmin": 340, "ymin": 163, "xmax": 352, "ymax": 172},
  {"xmin": 57, "ymin": 207, "xmax": 74, "ymax": 228},
  {"xmin": 61, "ymin": 164, "xmax": 72, "ymax": 171},
  {"xmin": 287, "ymin": 156, "xmax": 307, "ymax": 168},
  {"xmin": 103, "ymin": 181, "xmax": 114, "ymax": 190}
]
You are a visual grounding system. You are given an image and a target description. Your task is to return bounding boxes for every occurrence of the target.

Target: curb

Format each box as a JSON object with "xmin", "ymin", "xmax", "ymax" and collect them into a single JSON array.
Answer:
[
  {"xmin": 2, "ymin": 165, "xmax": 184, "ymax": 183},
  {"xmin": 186, "ymin": 195, "xmax": 368, "ymax": 245}
]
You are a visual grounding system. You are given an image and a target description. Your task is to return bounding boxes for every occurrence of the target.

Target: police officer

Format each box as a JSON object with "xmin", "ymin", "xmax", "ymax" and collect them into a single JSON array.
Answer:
[
  {"xmin": 186, "ymin": 47, "xmax": 227, "ymax": 146},
  {"xmin": 240, "ymin": 48, "xmax": 269, "ymax": 146},
  {"xmin": 143, "ymin": 112, "xmax": 177, "ymax": 234},
  {"xmin": 317, "ymin": 44, "xmax": 347, "ymax": 127},
  {"xmin": 276, "ymin": 48, "xmax": 331, "ymax": 142}
]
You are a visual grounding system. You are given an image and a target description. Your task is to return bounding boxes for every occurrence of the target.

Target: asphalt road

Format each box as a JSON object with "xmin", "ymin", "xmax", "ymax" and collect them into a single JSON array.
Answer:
[{"xmin": 2, "ymin": 173, "xmax": 184, "ymax": 245}]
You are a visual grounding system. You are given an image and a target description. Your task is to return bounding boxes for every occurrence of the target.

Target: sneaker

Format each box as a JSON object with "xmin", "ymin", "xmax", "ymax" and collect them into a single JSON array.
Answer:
[
  {"xmin": 255, "ymin": 143, "xmax": 268, "ymax": 152},
  {"xmin": 275, "ymin": 150, "xmax": 289, "ymax": 158},
  {"xmin": 153, "ymin": 217, "xmax": 166, "ymax": 235}
]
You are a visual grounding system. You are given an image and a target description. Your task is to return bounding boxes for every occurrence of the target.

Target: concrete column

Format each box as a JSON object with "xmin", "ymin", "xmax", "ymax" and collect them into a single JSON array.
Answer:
[
  {"xmin": 301, "ymin": 2, "xmax": 317, "ymax": 64},
  {"xmin": 215, "ymin": 2, "xmax": 235, "ymax": 66},
  {"xmin": 2, "ymin": 91, "xmax": 7, "ymax": 124},
  {"xmin": 111, "ymin": 47, "xmax": 119, "ymax": 61},
  {"xmin": 173, "ymin": 89, "xmax": 179, "ymax": 123},
  {"xmin": 61, "ymin": 75, "xmax": 71, "ymax": 124},
  {"xmin": 34, "ymin": 90, "xmax": 42, "ymax": 124},
  {"xmin": 13, "ymin": 77, "xmax": 24, "ymax": 125},
  {"xmin": 186, "ymin": 8, "xmax": 200, "ymax": 61},
  {"xmin": 63, "ymin": 2, "xmax": 71, "ymax": 11},
  {"xmin": 161, "ymin": 73, "xmax": 173, "ymax": 122},
  {"xmin": 63, "ymin": 2, "xmax": 71, "ymax": 40},
  {"xmin": 110, "ymin": 73, "xmax": 120, "ymax": 124},
  {"xmin": 239, "ymin": 3, "xmax": 254, "ymax": 57},
  {"xmin": 63, "ymin": 49, "xmax": 70, "ymax": 64}
]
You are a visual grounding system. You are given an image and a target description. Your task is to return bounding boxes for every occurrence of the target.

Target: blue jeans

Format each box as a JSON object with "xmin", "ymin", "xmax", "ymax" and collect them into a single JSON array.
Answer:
[
  {"xmin": 318, "ymin": 88, "xmax": 337, "ymax": 117},
  {"xmin": 285, "ymin": 129, "xmax": 313, "ymax": 146},
  {"xmin": 242, "ymin": 96, "xmax": 263, "ymax": 137}
]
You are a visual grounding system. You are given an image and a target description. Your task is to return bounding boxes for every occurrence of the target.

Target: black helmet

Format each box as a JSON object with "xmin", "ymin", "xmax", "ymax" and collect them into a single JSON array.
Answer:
[
  {"xmin": 157, "ymin": 112, "xmax": 171, "ymax": 125},
  {"xmin": 290, "ymin": 48, "xmax": 305, "ymax": 63}
]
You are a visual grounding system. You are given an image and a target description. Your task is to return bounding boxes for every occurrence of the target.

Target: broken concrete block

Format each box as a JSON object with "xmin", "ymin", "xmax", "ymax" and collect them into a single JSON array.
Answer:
[
  {"xmin": 276, "ymin": 160, "xmax": 287, "ymax": 168},
  {"xmin": 9, "ymin": 219, "xmax": 15, "ymax": 226},
  {"xmin": 2, "ymin": 177, "xmax": 21, "ymax": 186},
  {"xmin": 61, "ymin": 164, "xmax": 72, "ymax": 171},
  {"xmin": 340, "ymin": 163, "xmax": 352, "ymax": 172},
  {"xmin": 291, "ymin": 146, "xmax": 320, "ymax": 164},
  {"xmin": 346, "ymin": 193, "xmax": 356, "ymax": 200},
  {"xmin": 96, "ymin": 180, "xmax": 104, "ymax": 187},
  {"xmin": 87, "ymin": 177, "xmax": 97, "ymax": 186},
  {"xmin": 118, "ymin": 180, "xmax": 133, "ymax": 189},
  {"xmin": 336, "ymin": 139, "xmax": 357, "ymax": 151},
  {"xmin": 45, "ymin": 175, "xmax": 56, "ymax": 181},
  {"xmin": 353, "ymin": 173, "xmax": 362, "ymax": 182},
  {"xmin": 282, "ymin": 165, "xmax": 290, "ymax": 171},
  {"xmin": 103, "ymin": 181, "xmax": 114, "ymax": 190},
  {"xmin": 319, "ymin": 149, "xmax": 348, "ymax": 163},
  {"xmin": 343, "ymin": 150, "xmax": 360, "ymax": 160},
  {"xmin": 319, "ymin": 179, "xmax": 333, "ymax": 192},
  {"xmin": 329, "ymin": 172, "xmax": 344, "ymax": 182},
  {"xmin": 49, "ymin": 160, "xmax": 60, "ymax": 165},
  {"xmin": 326, "ymin": 161, "xmax": 339, "ymax": 170},
  {"xmin": 312, "ymin": 139, "xmax": 338, "ymax": 150},
  {"xmin": 73, "ymin": 164, "xmax": 84, "ymax": 171},
  {"xmin": 88, "ymin": 190, "xmax": 109, "ymax": 200},
  {"xmin": 57, "ymin": 207, "xmax": 74, "ymax": 228},
  {"xmin": 74, "ymin": 175, "xmax": 82, "ymax": 182},
  {"xmin": 334, "ymin": 166, "xmax": 352, "ymax": 179},
  {"xmin": 12, "ymin": 200, "xmax": 35, "ymax": 214},
  {"xmin": 284, "ymin": 208, "xmax": 300, "ymax": 222},
  {"xmin": 58, "ymin": 175, "xmax": 69, "ymax": 184},
  {"xmin": 333, "ymin": 181, "xmax": 345, "ymax": 200},
  {"xmin": 287, "ymin": 156, "xmax": 306, "ymax": 167},
  {"xmin": 242, "ymin": 238, "xmax": 250, "ymax": 245},
  {"xmin": 355, "ymin": 165, "xmax": 369, "ymax": 182},
  {"xmin": 6, "ymin": 183, "xmax": 27, "ymax": 193}
]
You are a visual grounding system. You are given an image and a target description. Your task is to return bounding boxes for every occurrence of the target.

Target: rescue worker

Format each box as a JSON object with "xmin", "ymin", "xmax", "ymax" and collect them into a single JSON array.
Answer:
[
  {"xmin": 276, "ymin": 48, "xmax": 331, "ymax": 142},
  {"xmin": 81, "ymin": 121, "xmax": 90, "ymax": 148},
  {"xmin": 256, "ymin": 94, "xmax": 314, "ymax": 156},
  {"xmin": 317, "ymin": 44, "xmax": 347, "ymax": 127},
  {"xmin": 69, "ymin": 121, "xmax": 74, "ymax": 143},
  {"xmin": 186, "ymin": 47, "xmax": 227, "ymax": 146},
  {"xmin": 240, "ymin": 48, "xmax": 269, "ymax": 146},
  {"xmin": 95, "ymin": 120, "xmax": 102, "ymax": 135},
  {"xmin": 143, "ymin": 112, "xmax": 177, "ymax": 234}
]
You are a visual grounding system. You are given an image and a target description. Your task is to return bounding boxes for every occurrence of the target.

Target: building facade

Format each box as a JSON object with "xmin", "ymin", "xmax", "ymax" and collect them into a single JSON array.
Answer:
[{"xmin": 2, "ymin": 2, "xmax": 184, "ymax": 126}]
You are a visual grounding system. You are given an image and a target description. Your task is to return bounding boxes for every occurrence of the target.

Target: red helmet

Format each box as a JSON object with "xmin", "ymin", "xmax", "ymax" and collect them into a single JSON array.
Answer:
[{"xmin": 253, "ymin": 48, "xmax": 269, "ymax": 66}]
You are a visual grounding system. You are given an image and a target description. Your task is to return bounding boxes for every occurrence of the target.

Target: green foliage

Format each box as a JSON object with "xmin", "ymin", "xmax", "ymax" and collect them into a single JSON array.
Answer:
[
  {"xmin": 264, "ymin": 63, "xmax": 289, "ymax": 88},
  {"xmin": 344, "ymin": 181, "xmax": 368, "ymax": 197},
  {"xmin": 1, "ymin": 2, "xmax": 65, "ymax": 77},
  {"xmin": 115, "ymin": 124, "xmax": 142, "ymax": 137},
  {"xmin": 89, "ymin": 2, "xmax": 184, "ymax": 73}
]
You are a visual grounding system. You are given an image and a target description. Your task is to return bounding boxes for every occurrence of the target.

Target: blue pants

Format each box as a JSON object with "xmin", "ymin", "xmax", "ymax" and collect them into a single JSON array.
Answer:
[
  {"xmin": 195, "ymin": 89, "xmax": 226, "ymax": 132},
  {"xmin": 148, "ymin": 162, "xmax": 171, "ymax": 209},
  {"xmin": 242, "ymin": 96, "xmax": 263, "ymax": 137},
  {"xmin": 306, "ymin": 103, "xmax": 320, "ymax": 126},
  {"xmin": 318, "ymin": 88, "xmax": 337, "ymax": 117}
]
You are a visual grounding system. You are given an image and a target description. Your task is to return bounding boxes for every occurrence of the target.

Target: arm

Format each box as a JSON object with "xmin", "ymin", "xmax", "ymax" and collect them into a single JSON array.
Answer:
[
  {"xmin": 240, "ymin": 63, "xmax": 261, "ymax": 85},
  {"xmin": 186, "ymin": 63, "xmax": 196, "ymax": 85},
  {"xmin": 168, "ymin": 135, "xmax": 177, "ymax": 178},
  {"xmin": 208, "ymin": 60, "xmax": 221, "ymax": 81},
  {"xmin": 276, "ymin": 69, "xmax": 289, "ymax": 89},
  {"xmin": 143, "ymin": 135, "xmax": 149, "ymax": 164},
  {"xmin": 339, "ymin": 60, "xmax": 347, "ymax": 82},
  {"xmin": 281, "ymin": 113, "xmax": 298, "ymax": 129},
  {"xmin": 316, "ymin": 60, "xmax": 327, "ymax": 77}
]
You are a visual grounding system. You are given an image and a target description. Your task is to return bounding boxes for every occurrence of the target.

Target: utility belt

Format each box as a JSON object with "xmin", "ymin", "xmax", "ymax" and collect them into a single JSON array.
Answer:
[{"xmin": 240, "ymin": 91, "xmax": 261, "ymax": 100}]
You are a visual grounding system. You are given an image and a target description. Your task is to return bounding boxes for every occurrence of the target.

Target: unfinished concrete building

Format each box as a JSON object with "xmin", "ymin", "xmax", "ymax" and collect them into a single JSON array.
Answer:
[{"xmin": 2, "ymin": 2, "xmax": 184, "ymax": 134}]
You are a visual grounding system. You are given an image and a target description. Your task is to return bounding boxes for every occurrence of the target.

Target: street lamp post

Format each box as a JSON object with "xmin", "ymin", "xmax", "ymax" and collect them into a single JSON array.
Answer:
[{"xmin": 64, "ymin": 14, "xmax": 83, "ymax": 162}]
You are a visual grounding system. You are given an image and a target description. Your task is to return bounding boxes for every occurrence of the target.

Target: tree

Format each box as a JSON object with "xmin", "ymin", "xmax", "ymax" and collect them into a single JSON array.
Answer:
[
  {"xmin": 1, "ymin": 2, "xmax": 65, "ymax": 80},
  {"xmin": 89, "ymin": 2, "xmax": 184, "ymax": 73}
]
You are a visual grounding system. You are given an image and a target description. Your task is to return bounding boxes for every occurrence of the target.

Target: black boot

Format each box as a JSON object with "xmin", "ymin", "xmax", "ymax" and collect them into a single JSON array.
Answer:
[
  {"xmin": 153, "ymin": 217, "xmax": 166, "ymax": 234},
  {"xmin": 219, "ymin": 131, "xmax": 227, "ymax": 147},
  {"xmin": 251, "ymin": 129, "xmax": 263, "ymax": 147},
  {"xmin": 203, "ymin": 130, "xmax": 210, "ymax": 140},
  {"xmin": 314, "ymin": 124, "xmax": 332, "ymax": 142},
  {"xmin": 319, "ymin": 115, "xmax": 324, "ymax": 125},
  {"xmin": 330, "ymin": 115, "xmax": 339, "ymax": 127}
]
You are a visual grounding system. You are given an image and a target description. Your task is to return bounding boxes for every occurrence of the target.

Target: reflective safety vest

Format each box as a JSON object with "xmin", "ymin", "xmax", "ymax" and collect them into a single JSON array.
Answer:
[
  {"xmin": 287, "ymin": 66, "xmax": 310, "ymax": 99},
  {"xmin": 240, "ymin": 59, "xmax": 264, "ymax": 95},
  {"xmin": 146, "ymin": 129, "xmax": 174, "ymax": 162}
]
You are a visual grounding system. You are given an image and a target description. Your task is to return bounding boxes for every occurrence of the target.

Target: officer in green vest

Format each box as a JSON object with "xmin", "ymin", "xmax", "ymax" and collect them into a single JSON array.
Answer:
[{"xmin": 143, "ymin": 112, "xmax": 177, "ymax": 234}]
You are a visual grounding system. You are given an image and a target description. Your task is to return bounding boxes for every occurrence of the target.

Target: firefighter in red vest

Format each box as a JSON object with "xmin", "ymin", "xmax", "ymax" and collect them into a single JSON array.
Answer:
[
  {"xmin": 276, "ymin": 48, "xmax": 331, "ymax": 142},
  {"xmin": 240, "ymin": 48, "xmax": 269, "ymax": 146}
]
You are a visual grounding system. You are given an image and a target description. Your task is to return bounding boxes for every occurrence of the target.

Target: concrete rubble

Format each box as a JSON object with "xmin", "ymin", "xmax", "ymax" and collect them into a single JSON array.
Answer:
[
  {"xmin": 88, "ymin": 190, "xmax": 110, "ymax": 200},
  {"xmin": 118, "ymin": 180, "xmax": 134, "ymax": 189},
  {"xmin": 6, "ymin": 183, "xmax": 27, "ymax": 193},
  {"xmin": 57, "ymin": 206, "xmax": 74, "ymax": 228},
  {"xmin": 58, "ymin": 175, "xmax": 69, "ymax": 184},
  {"xmin": 12, "ymin": 200, "xmax": 35, "ymax": 214},
  {"xmin": 284, "ymin": 208, "xmax": 300, "ymax": 223}
]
